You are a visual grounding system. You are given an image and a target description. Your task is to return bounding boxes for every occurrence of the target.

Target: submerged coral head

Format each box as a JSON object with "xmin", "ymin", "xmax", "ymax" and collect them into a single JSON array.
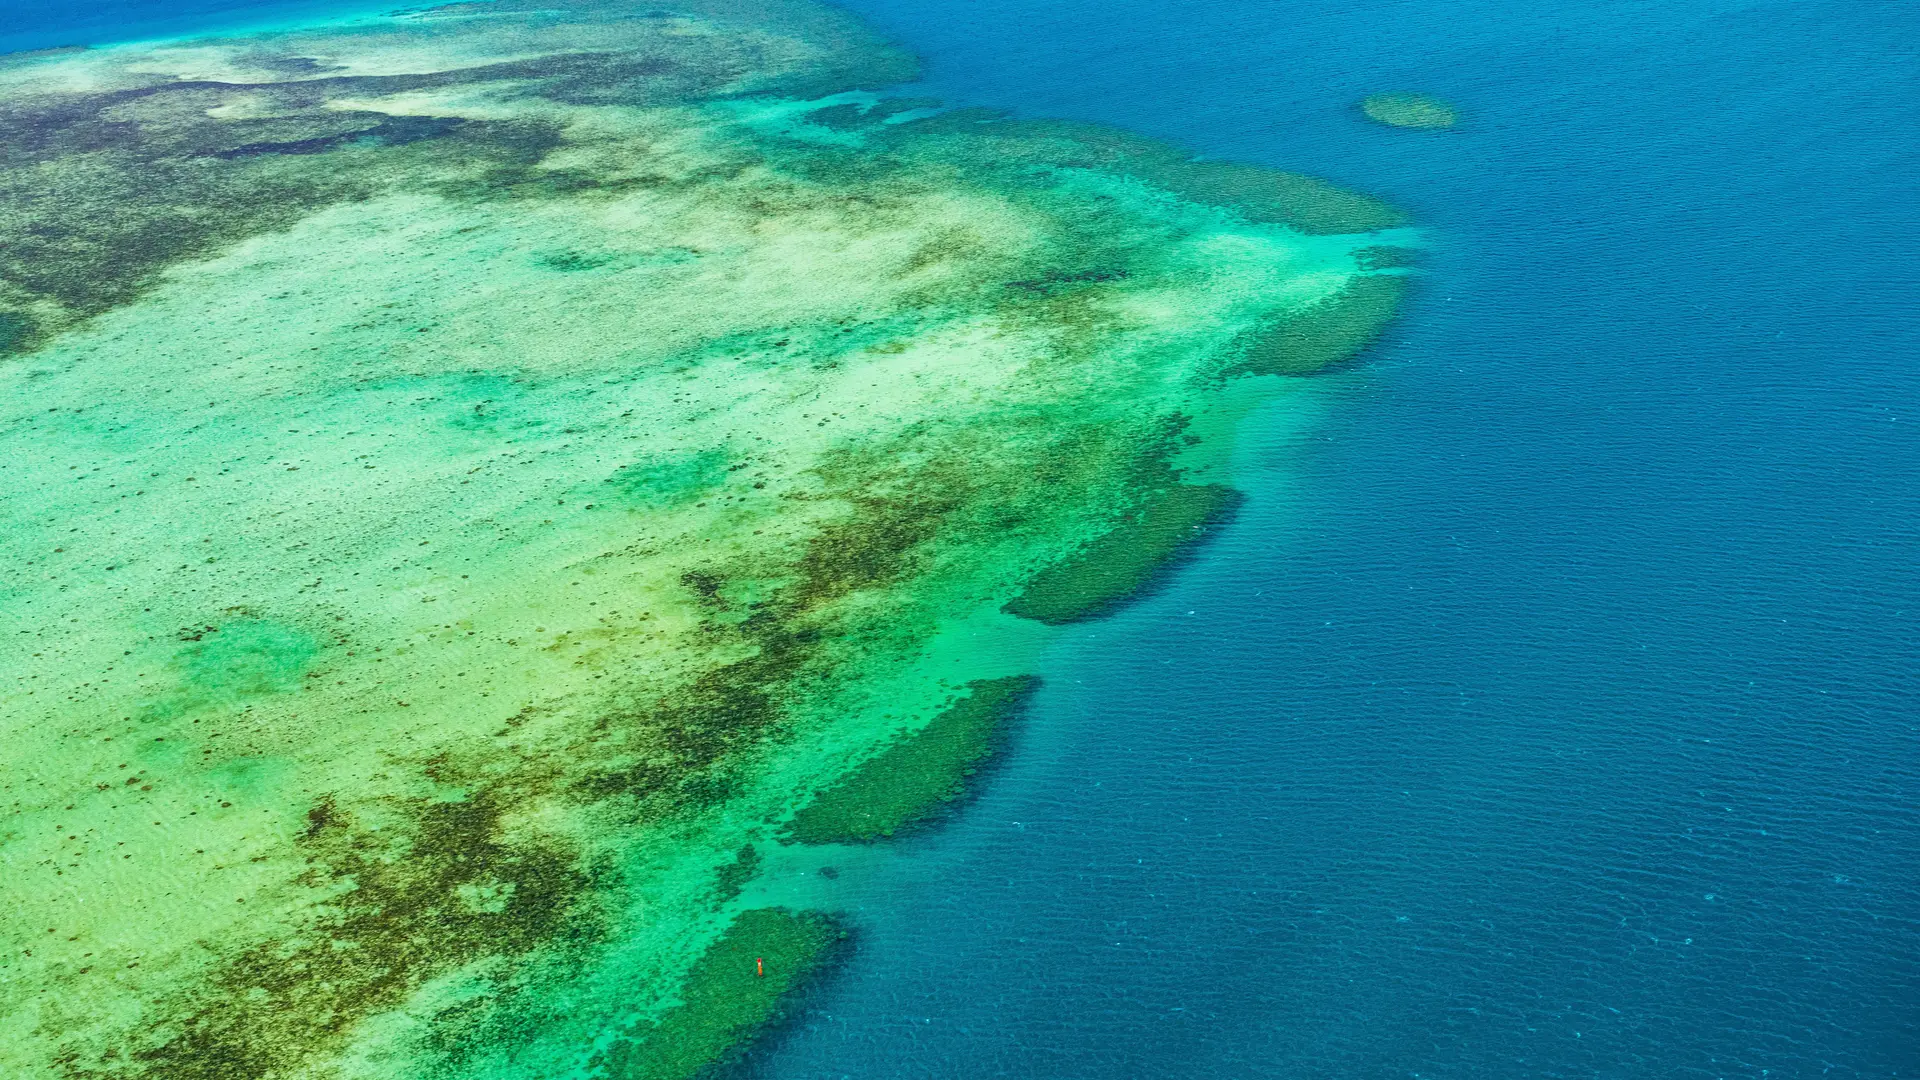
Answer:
[{"xmin": 1360, "ymin": 92, "xmax": 1460, "ymax": 129}]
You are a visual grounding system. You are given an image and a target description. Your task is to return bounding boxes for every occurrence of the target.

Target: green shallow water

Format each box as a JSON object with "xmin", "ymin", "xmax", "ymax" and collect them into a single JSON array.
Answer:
[{"xmin": 0, "ymin": 2, "xmax": 1412, "ymax": 1076}]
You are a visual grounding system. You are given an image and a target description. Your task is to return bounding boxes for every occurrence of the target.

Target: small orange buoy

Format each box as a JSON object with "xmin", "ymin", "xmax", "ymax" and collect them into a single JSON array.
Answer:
[{"xmin": 755, "ymin": 957, "xmax": 765, "ymax": 977}]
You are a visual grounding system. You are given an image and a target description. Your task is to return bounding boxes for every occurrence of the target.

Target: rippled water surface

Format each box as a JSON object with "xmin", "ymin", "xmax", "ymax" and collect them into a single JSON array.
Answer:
[
  {"xmin": 732, "ymin": 0, "xmax": 1920, "ymax": 1077},
  {"xmin": 9, "ymin": 0, "xmax": 1916, "ymax": 1076}
]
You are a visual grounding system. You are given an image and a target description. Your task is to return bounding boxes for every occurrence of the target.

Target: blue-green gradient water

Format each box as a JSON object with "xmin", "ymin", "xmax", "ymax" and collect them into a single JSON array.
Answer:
[
  {"xmin": 728, "ymin": 0, "xmax": 1919, "ymax": 1077},
  {"xmin": 7, "ymin": 0, "xmax": 1915, "ymax": 1076}
]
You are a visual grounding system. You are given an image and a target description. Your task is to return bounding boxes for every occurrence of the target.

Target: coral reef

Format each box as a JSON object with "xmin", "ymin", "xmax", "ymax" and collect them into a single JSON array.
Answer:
[{"xmin": 0, "ymin": 3, "xmax": 1413, "ymax": 1076}]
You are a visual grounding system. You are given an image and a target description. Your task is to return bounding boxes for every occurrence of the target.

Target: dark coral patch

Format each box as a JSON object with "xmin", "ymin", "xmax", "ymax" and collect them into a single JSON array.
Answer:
[
  {"xmin": 1225, "ymin": 273, "xmax": 1406, "ymax": 377},
  {"xmin": 593, "ymin": 908, "xmax": 844, "ymax": 1080},
  {"xmin": 210, "ymin": 114, "xmax": 467, "ymax": 159},
  {"xmin": 711, "ymin": 843, "xmax": 762, "ymax": 903},
  {"xmin": 0, "ymin": 310, "xmax": 33, "ymax": 354},
  {"xmin": 1003, "ymin": 483, "xmax": 1242, "ymax": 625},
  {"xmin": 784, "ymin": 675, "xmax": 1041, "ymax": 843},
  {"xmin": 791, "ymin": 491, "xmax": 959, "ymax": 609}
]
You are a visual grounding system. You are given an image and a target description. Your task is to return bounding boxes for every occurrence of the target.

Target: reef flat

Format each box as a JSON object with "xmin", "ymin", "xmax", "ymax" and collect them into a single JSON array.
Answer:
[{"xmin": 0, "ymin": 2, "xmax": 1413, "ymax": 1077}]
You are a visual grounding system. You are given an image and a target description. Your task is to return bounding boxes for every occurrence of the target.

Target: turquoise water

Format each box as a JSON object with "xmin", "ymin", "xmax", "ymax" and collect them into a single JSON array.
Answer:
[{"xmin": 6, "ymin": 0, "xmax": 1915, "ymax": 1076}]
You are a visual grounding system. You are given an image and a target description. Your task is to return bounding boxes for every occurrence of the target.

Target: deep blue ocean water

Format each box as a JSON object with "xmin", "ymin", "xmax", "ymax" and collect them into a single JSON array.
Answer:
[
  {"xmin": 6, "ymin": 0, "xmax": 1915, "ymax": 1077},
  {"xmin": 737, "ymin": 1, "xmax": 1920, "ymax": 1077}
]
